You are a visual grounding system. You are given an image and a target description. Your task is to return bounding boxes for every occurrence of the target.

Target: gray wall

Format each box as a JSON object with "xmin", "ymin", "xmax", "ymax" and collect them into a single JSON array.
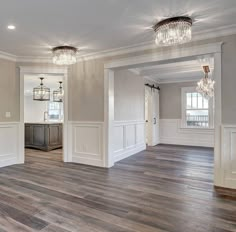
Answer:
[
  {"xmin": 114, "ymin": 70, "xmax": 144, "ymax": 121},
  {"xmin": 159, "ymin": 82, "xmax": 197, "ymax": 119},
  {"xmin": 0, "ymin": 59, "xmax": 19, "ymax": 122}
]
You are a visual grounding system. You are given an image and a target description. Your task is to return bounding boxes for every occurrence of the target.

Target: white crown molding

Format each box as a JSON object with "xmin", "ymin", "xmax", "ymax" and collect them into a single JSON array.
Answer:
[
  {"xmin": 129, "ymin": 69, "xmax": 160, "ymax": 84},
  {"xmin": 0, "ymin": 51, "xmax": 17, "ymax": 62},
  {"xmin": 0, "ymin": 24, "xmax": 234, "ymax": 63},
  {"xmin": 157, "ymin": 75, "xmax": 200, "ymax": 84}
]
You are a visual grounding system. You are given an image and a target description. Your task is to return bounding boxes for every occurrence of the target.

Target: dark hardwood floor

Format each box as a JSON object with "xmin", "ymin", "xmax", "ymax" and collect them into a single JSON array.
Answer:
[{"xmin": 0, "ymin": 145, "xmax": 236, "ymax": 232}]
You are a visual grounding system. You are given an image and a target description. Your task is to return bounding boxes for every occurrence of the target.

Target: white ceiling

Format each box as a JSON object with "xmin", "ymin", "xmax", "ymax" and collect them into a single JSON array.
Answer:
[
  {"xmin": 130, "ymin": 58, "xmax": 214, "ymax": 84},
  {"xmin": 24, "ymin": 74, "xmax": 63, "ymax": 96},
  {"xmin": 1, "ymin": 0, "xmax": 236, "ymax": 57}
]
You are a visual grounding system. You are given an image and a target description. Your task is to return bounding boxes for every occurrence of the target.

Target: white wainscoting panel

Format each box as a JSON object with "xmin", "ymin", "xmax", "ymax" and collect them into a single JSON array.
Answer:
[
  {"xmin": 222, "ymin": 125, "xmax": 236, "ymax": 189},
  {"xmin": 160, "ymin": 119, "xmax": 214, "ymax": 147},
  {"xmin": 114, "ymin": 120, "xmax": 146, "ymax": 162},
  {"xmin": 69, "ymin": 122, "xmax": 104, "ymax": 167},
  {"xmin": 0, "ymin": 123, "xmax": 19, "ymax": 168}
]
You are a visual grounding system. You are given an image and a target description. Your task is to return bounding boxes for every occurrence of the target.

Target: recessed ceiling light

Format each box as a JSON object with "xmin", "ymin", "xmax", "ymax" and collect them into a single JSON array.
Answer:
[{"xmin": 7, "ymin": 25, "xmax": 16, "ymax": 30}]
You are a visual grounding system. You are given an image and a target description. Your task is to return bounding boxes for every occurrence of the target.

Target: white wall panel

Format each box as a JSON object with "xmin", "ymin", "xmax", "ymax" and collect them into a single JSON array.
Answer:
[
  {"xmin": 222, "ymin": 125, "xmax": 236, "ymax": 188},
  {"xmin": 69, "ymin": 122, "xmax": 104, "ymax": 167},
  {"xmin": 0, "ymin": 123, "xmax": 19, "ymax": 168},
  {"xmin": 160, "ymin": 119, "xmax": 214, "ymax": 147},
  {"xmin": 114, "ymin": 121, "xmax": 146, "ymax": 162}
]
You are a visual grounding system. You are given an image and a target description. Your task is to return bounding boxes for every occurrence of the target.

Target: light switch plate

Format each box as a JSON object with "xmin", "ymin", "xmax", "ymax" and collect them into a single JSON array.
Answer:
[{"xmin": 5, "ymin": 112, "xmax": 11, "ymax": 118}]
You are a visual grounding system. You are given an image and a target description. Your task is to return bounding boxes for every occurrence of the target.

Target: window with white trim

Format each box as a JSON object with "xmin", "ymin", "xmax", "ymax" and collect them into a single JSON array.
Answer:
[
  {"xmin": 48, "ymin": 102, "xmax": 63, "ymax": 121},
  {"xmin": 181, "ymin": 87, "xmax": 214, "ymax": 128}
]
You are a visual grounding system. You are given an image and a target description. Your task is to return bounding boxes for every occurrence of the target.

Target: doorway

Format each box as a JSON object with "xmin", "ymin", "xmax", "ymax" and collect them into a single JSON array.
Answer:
[
  {"xmin": 104, "ymin": 42, "xmax": 222, "ymax": 187},
  {"xmin": 19, "ymin": 66, "xmax": 70, "ymax": 164}
]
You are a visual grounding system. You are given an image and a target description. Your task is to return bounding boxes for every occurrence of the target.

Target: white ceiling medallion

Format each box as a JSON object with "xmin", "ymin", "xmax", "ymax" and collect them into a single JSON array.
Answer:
[
  {"xmin": 196, "ymin": 66, "xmax": 215, "ymax": 99},
  {"xmin": 52, "ymin": 46, "xmax": 78, "ymax": 65},
  {"xmin": 154, "ymin": 16, "xmax": 192, "ymax": 46}
]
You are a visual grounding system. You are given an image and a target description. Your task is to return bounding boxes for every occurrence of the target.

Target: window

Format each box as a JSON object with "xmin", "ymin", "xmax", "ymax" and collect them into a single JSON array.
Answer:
[
  {"xmin": 48, "ymin": 102, "xmax": 63, "ymax": 121},
  {"xmin": 181, "ymin": 87, "xmax": 214, "ymax": 128}
]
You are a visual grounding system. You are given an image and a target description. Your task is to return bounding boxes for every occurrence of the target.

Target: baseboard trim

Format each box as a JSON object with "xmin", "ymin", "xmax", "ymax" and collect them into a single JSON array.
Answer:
[{"xmin": 114, "ymin": 143, "xmax": 146, "ymax": 163}]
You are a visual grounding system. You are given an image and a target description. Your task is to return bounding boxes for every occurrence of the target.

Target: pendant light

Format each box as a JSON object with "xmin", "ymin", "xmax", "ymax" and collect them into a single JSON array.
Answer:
[
  {"xmin": 53, "ymin": 81, "xmax": 64, "ymax": 102},
  {"xmin": 33, "ymin": 77, "xmax": 50, "ymax": 101},
  {"xmin": 196, "ymin": 66, "xmax": 215, "ymax": 99}
]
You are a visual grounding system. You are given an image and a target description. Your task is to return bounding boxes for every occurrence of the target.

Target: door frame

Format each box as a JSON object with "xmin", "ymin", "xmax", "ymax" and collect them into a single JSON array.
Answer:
[
  {"xmin": 104, "ymin": 42, "xmax": 223, "ymax": 186},
  {"xmin": 19, "ymin": 66, "xmax": 71, "ymax": 163}
]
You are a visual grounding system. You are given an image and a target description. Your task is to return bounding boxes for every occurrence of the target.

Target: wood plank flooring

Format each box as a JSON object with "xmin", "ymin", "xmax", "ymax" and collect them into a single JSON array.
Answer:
[{"xmin": 0, "ymin": 145, "xmax": 236, "ymax": 232}]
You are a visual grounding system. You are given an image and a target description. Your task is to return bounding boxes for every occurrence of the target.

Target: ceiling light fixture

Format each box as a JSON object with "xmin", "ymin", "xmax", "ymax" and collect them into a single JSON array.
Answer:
[
  {"xmin": 196, "ymin": 66, "xmax": 215, "ymax": 99},
  {"xmin": 153, "ymin": 16, "xmax": 192, "ymax": 46},
  {"xmin": 52, "ymin": 46, "xmax": 77, "ymax": 65},
  {"xmin": 53, "ymin": 81, "xmax": 64, "ymax": 102},
  {"xmin": 7, "ymin": 25, "xmax": 16, "ymax": 30},
  {"xmin": 33, "ymin": 77, "xmax": 50, "ymax": 101}
]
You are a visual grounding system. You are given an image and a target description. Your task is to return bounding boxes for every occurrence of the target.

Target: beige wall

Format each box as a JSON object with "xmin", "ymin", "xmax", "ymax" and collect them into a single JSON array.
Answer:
[
  {"xmin": 1, "ymin": 34, "xmax": 236, "ymax": 124},
  {"xmin": 0, "ymin": 59, "xmax": 19, "ymax": 121},
  {"xmin": 159, "ymin": 82, "xmax": 197, "ymax": 119},
  {"xmin": 114, "ymin": 70, "xmax": 144, "ymax": 121},
  {"xmin": 68, "ymin": 59, "xmax": 104, "ymax": 121}
]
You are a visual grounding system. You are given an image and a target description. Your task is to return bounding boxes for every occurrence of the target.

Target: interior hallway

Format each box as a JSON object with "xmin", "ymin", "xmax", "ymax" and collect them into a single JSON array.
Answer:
[{"xmin": 0, "ymin": 146, "xmax": 235, "ymax": 232}]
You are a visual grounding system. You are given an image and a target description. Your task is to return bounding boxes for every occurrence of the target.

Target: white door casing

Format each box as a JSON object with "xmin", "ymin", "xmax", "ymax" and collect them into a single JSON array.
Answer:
[
  {"xmin": 19, "ymin": 66, "xmax": 71, "ymax": 163},
  {"xmin": 104, "ymin": 42, "xmax": 225, "ymax": 188}
]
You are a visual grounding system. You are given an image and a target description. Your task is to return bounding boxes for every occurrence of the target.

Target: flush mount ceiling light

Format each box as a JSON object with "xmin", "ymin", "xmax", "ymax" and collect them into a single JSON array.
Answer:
[
  {"xmin": 153, "ymin": 16, "xmax": 192, "ymax": 46},
  {"xmin": 196, "ymin": 66, "xmax": 215, "ymax": 99},
  {"xmin": 52, "ymin": 46, "xmax": 77, "ymax": 65},
  {"xmin": 53, "ymin": 81, "xmax": 64, "ymax": 102},
  {"xmin": 33, "ymin": 77, "xmax": 50, "ymax": 101}
]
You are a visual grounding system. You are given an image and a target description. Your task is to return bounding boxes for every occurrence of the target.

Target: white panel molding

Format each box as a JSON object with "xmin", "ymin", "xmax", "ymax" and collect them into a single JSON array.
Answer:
[
  {"xmin": 160, "ymin": 119, "xmax": 214, "ymax": 147},
  {"xmin": 0, "ymin": 122, "xmax": 20, "ymax": 168},
  {"xmin": 68, "ymin": 121, "xmax": 104, "ymax": 167},
  {"xmin": 221, "ymin": 125, "xmax": 236, "ymax": 189},
  {"xmin": 114, "ymin": 120, "xmax": 146, "ymax": 162}
]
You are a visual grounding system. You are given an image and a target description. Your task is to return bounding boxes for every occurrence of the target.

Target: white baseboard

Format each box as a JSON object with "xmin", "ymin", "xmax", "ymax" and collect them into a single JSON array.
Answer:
[
  {"xmin": 114, "ymin": 143, "xmax": 146, "ymax": 162},
  {"xmin": 114, "ymin": 120, "xmax": 146, "ymax": 162},
  {"xmin": 68, "ymin": 121, "xmax": 105, "ymax": 167},
  {"xmin": 160, "ymin": 119, "xmax": 214, "ymax": 147},
  {"xmin": 0, "ymin": 122, "xmax": 19, "ymax": 168}
]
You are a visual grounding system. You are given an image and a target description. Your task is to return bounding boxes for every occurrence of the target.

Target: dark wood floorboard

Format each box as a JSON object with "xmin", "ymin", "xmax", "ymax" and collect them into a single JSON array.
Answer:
[{"xmin": 0, "ymin": 145, "xmax": 236, "ymax": 232}]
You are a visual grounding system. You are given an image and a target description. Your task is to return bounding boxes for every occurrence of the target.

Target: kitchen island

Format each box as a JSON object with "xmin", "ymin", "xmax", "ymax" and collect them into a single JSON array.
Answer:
[{"xmin": 25, "ymin": 122, "xmax": 62, "ymax": 151}]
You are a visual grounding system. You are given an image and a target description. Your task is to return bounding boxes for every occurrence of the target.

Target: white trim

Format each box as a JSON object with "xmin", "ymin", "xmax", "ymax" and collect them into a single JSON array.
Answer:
[
  {"xmin": 104, "ymin": 42, "xmax": 223, "ymax": 69},
  {"xmin": 19, "ymin": 66, "xmax": 70, "ymax": 163},
  {"xmin": 181, "ymin": 86, "xmax": 214, "ymax": 129},
  {"xmin": 157, "ymin": 76, "xmax": 200, "ymax": 84},
  {"xmin": 221, "ymin": 124, "xmax": 236, "ymax": 188},
  {"xmin": 104, "ymin": 42, "xmax": 222, "ymax": 187}
]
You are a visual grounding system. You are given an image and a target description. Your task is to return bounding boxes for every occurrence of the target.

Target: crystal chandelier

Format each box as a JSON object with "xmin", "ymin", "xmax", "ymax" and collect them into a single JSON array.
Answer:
[
  {"xmin": 53, "ymin": 81, "xmax": 64, "ymax": 102},
  {"xmin": 52, "ymin": 46, "xmax": 77, "ymax": 65},
  {"xmin": 33, "ymin": 77, "xmax": 50, "ymax": 101},
  {"xmin": 154, "ymin": 16, "xmax": 192, "ymax": 46},
  {"xmin": 196, "ymin": 66, "xmax": 215, "ymax": 99}
]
